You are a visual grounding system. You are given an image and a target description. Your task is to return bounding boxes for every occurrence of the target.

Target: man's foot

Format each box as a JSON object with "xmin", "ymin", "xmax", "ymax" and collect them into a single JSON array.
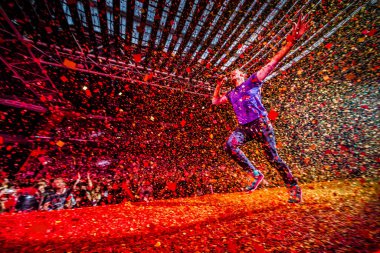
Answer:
[
  {"xmin": 288, "ymin": 183, "xmax": 302, "ymax": 203},
  {"xmin": 245, "ymin": 173, "xmax": 264, "ymax": 192}
]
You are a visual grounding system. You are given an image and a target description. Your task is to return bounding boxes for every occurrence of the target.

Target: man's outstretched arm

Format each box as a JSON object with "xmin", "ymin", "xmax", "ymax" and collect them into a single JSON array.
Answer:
[
  {"xmin": 257, "ymin": 14, "xmax": 310, "ymax": 82},
  {"xmin": 212, "ymin": 77, "xmax": 228, "ymax": 105}
]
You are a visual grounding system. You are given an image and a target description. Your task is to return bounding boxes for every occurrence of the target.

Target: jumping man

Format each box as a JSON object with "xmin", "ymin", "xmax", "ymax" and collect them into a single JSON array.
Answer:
[{"xmin": 212, "ymin": 14, "xmax": 310, "ymax": 203}]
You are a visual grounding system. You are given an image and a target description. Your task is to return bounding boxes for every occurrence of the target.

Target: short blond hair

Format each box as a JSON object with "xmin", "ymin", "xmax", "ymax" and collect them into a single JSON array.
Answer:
[{"xmin": 230, "ymin": 69, "xmax": 246, "ymax": 76}]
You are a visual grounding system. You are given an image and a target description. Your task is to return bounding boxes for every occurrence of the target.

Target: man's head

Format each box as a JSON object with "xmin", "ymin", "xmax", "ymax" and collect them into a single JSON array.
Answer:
[
  {"xmin": 229, "ymin": 69, "xmax": 246, "ymax": 87},
  {"xmin": 53, "ymin": 178, "xmax": 66, "ymax": 190}
]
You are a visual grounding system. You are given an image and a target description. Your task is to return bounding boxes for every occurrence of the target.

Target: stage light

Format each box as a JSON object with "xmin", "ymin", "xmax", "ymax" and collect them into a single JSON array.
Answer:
[{"xmin": 83, "ymin": 86, "xmax": 88, "ymax": 90}]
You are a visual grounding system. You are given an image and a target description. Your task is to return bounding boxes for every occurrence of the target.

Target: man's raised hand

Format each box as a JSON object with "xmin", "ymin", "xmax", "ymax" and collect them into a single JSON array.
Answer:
[{"xmin": 287, "ymin": 13, "xmax": 310, "ymax": 43}]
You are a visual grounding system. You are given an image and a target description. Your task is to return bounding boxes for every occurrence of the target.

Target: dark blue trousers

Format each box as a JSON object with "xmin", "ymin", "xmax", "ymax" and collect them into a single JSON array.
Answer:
[{"xmin": 225, "ymin": 116, "xmax": 295, "ymax": 185}]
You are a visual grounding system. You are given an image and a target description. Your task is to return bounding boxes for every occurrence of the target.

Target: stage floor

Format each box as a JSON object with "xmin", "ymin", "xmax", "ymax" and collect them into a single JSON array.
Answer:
[{"xmin": 1, "ymin": 179, "xmax": 379, "ymax": 252}]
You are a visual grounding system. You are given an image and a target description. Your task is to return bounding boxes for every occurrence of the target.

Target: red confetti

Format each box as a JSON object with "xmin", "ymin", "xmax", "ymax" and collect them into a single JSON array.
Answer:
[
  {"xmin": 368, "ymin": 29, "xmax": 376, "ymax": 36},
  {"xmin": 60, "ymin": 76, "xmax": 68, "ymax": 82},
  {"xmin": 40, "ymin": 95, "xmax": 46, "ymax": 102},
  {"xmin": 133, "ymin": 54, "xmax": 142, "ymax": 63},
  {"xmin": 45, "ymin": 26, "xmax": 53, "ymax": 34},
  {"xmin": 144, "ymin": 73, "xmax": 153, "ymax": 82},
  {"xmin": 85, "ymin": 89, "xmax": 92, "ymax": 97},
  {"xmin": 268, "ymin": 109, "xmax": 279, "ymax": 121},
  {"xmin": 325, "ymin": 43, "xmax": 333, "ymax": 49},
  {"xmin": 63, "ymin": 58, "xmax": 76, "ymax": 69}
]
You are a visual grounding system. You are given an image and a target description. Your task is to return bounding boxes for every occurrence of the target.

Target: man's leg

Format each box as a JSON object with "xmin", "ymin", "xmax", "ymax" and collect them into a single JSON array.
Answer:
[
  {"xmin": 259, "ymin": 118, "xmax": 302, "ymax": 202},
  {"xmin": 225, "ymin": 129, "xmax": 264, "ymax": 191}
]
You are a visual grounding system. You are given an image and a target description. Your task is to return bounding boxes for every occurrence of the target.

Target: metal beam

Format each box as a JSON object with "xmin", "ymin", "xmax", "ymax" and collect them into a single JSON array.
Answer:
[
  {"xmin": 0, "ymin": 6, "xmax": 65, "ymax": 102},
  {"xmin": 0, "ymin": 98, "xmax": 47, "ymax": 113}
]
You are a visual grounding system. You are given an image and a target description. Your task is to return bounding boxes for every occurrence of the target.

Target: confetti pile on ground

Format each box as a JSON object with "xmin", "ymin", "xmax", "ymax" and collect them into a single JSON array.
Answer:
[{"xmin": 1, "ymin": 179, "xmax": 378, "ymax": 252}]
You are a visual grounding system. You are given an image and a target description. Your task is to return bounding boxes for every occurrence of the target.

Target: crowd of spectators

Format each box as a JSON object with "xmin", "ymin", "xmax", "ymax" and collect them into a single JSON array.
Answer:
[{"xmin": 0, "ymin": 152, "xmax": 249, "ymax": 213}]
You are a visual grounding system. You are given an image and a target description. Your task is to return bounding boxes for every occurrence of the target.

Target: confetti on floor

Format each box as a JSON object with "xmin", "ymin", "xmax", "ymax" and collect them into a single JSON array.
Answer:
[{"xmin": 0, "ymin": 179, "xmax": 379, "ymax": 252}]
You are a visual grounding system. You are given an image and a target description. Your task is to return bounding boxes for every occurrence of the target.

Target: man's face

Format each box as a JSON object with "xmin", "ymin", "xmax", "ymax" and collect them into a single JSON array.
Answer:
[
  {"xmin": 54, "ymin": 179, "xmax": 66, "ymax": 190},
  {"xmin": 230, "ymin": 70, "xmax": 246, "ymax": 86}
]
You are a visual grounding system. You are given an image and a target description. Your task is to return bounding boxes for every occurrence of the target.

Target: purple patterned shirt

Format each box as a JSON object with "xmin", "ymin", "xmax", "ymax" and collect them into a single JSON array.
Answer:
[{"xmin": 227, "ymin": 73, "xmax": 268, "ymax": 125}]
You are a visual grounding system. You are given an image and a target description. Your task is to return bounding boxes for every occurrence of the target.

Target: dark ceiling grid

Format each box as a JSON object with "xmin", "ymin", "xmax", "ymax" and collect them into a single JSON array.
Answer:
[
  {"xmin": 160, "ymin": 0, "xmax": 194, "ymax": 75},
  {"xmin": 175, "ymin": 0, "xmax": 221, "ymax": 79},
  {"xmin": 1, "ymin": 0, "xmax": 367, "ymax": 99},
  {"xmin": 112, "ymin": 0, "xmax": 121, "ymax": 52},
  {"xmin": 221, "ymin": 0, "xmax": 291, "ymax": 73},
  {"xmin": 218, "ymin": 0, "xmax": 276, "ymax": 73},
  {"xmin": 148, "ymin": 0, "xmax": 172, "ymax": 74},
  {"xmin": 173, "ymin": 0, "xmax": 218, "ymax": 80},
  {"xmin": 180, "ymin": 0, "xmax": 215, "ymax": 59},
  {"xmin": 66, "ymin": 0, "xmax": 90, "ymax": 51},
  {"xmin": 243, "ymin": 0, "xmax": 312, "ymax": 73},
  {"xmin": 170, "ymin": 0, "xmax": 200, "ymax": 56},
  {"xmin": 229, "ymin": 0, "xmax": 323, "ymax": 73},
  {"xmin": 81, "ymin": 0, "xmax": 99, "ymax": 54},
  {"xmin": 187, "ymin": 0, "xmax": 247, "ymax": 81},
  {"xmin": 130, "ymin": 0, "xmax": 142, "ymax": 47},
  {"xmin": 0, "ymin": 2, "xmax": 25, "ymax": 40},
  {"xmin": 240, "ymin": 0, "xmax": 302, "ymax": 72},
  {"xmin": 0, "ymin": 3, "xmax": 39, "ymax": 82},
  {"xmin": 165, "ymin": 0, "xmax": 192, "ymax": 54},
  {"xmin": 210, "ymin": 0, "xmax": 272, "ymax": 68},
  {"xmin": 169, "ymin": 1, "xmax": 210, "ymax": 80},
  {"xmin": 0, "ymin": 6, "xmax": 64, "ymax": 104},
  {"xmin": 155, "ymin": 0, "xmax": 180, "ymax": 51},
  {"xmin": 50, "ymin": 0, "xmax": 76, "ymax": 49},
  {"xmin": 143, "ymin": 1, "xmax": 165, "ymax": 71},
  {"xmin": 206, "ymin": 0, "xmax": 274, "ymax": 75},
  {"xmin": 32, "ymin": 0, "xmax": 59, "ymax": 45},
  {"xmin": 220, "ymin": 0, "xmax": 291, "ymax": 72},
  {"xmin": 155, "ymin": 0, "xmax": 181, "ymax": 71},
  {"xmin": 188, "ymin": 0, "xmax": 249, "ymax": 80},
  {"xmin": 199, "ymin": 0, "xmax": 251, "ymax": 65},
  {"xmin": 140, "ymin": 0, "xmax": 159, "ymax": 48},
  {"xmin": 14, "ymin": 0, "xmax": 47, "ymax": 43},
  {"xmin": 212, "ymin": 1, "xmax": 275, "ymax": 66},
  {"xmin": 136, "ymin": 0, "xmax": 151, "ymax": 48},
  {"xmin": 97, "ymin": 0, "xmax": 110, "ymax": 56},
  {"xmin": 124, "ymin": 0, "xmax": 135, "ymax": 47},
  {"xmin": 257, "ymin": 1, "xmax": 324, "ymax": 76},
  {"xmin": 173, "ymin": 0, "xmax": 208, "ymax": 61},
  {"xmin": 0, "ymin": 2, "xmax": 22, "ymax": 36},
  {"xmin": 159, "ymin": 0, "xmax": 185, "ymax": 52},
  {"xmin": 146, "ymin": 1, "xmax": 163, "ymax": 50},
  {"xmin": 152, "ymin": 0, "xmax": 172, "ymax": 49}
]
